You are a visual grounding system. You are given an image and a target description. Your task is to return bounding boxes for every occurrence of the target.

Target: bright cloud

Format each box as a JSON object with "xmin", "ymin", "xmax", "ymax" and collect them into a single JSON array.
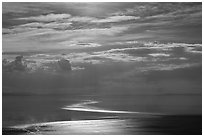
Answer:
[
  {"xmin": 91, "ymin": 15, "xmax": 140, "ymax": 23},
  {"xmin": 17, "ymin": 13, "xmax": 140, "ymax": 24},
  {"xmin": 18, "ymin": 13, "xmax": 71, "ymax": 22},
  {"xmin": 149, "ymin": 53, "xmax": 170, "ymax": 57},
  {"xmin": 68, "ymin": 16, "xmax": 97, "ymax": 22},
  {"xmin": 59, "ymin": 41, "xmax": 101, "ymax": 48},
  {"xmin": 20, "ymin": 22, "xmax": 72, "ymax": 30}
]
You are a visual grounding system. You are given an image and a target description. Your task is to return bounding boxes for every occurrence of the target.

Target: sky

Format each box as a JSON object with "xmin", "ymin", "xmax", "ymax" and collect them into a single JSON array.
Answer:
[
  {"xmin": 2, "ymin": 2, "xmax": 202, "ymax": 115},
  {"xmin": 2, "ymin": 2, "xmax": 202, "ymax": 52}
]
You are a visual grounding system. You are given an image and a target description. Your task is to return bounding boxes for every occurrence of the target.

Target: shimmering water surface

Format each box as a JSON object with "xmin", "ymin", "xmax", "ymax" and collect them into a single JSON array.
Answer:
[{"xmin": 3, "ymin": 94, "xmax": 202, "ymax": 135}]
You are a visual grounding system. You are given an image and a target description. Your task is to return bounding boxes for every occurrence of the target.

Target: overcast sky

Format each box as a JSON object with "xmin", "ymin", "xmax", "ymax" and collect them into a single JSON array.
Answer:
[{"xmin": 2, "ymin": 2, "xmax": 202, "ymax": 52}]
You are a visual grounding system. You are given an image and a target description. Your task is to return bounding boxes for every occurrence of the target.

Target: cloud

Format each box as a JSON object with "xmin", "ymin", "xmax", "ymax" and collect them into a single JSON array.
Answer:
[
  {"xmin": 141, "ymin": 63, "xmax": 201, "ymax": 72},
  {"xmin": 143, "ymin": 42, "xmax": 202, "ymax": 52},
  {"xmin": 19, "ymin": 22, "xmax": 72, "ymax": 30},
  {"xmin": 18, "ymin": 13, "xmax": 71, "ymax": 22},
  {"xmin": 113, "ymin": 3, "xmax": 201, "ymax": 18},
  {"xmin": 3, "ymin": 28, "xmax": 15, "ymax": 34},
  {"xmin": 183, "ymin": 44, "xmax": 202, "ymax": 54},
  {"xmin": 91, "ymin": 15, "xmax": 140, "ymax": 23},
  {"xmin": 108, "ymin": 3, "xmax": 201, "ymax": 43},
  {"xmin": 92, "ymin": 51, "xmax": 147, "ymax": 63},
  {"xmin": 59, "ymin": 41, "xmax": 101, "ymax": 48},
  {"xmin": 3, "ymin": 24, "xmax": 130, "ymax": 52},
  {"xmin": 68, "ymin": 15, "xmax": 139, "ymax": 23},
  {"xmin": 15, "ymin": 10, "xmax": 140, "ymax": 25},
  {"xmin": 6, "ymin": 23, "xmax": 129, "ymax": 37},
  {"xmin": 149, "ymin": 53, "xmax": 170, "ymax": 57},
  {"xmin": 68, "ymin": 16, "xmax": 97, "ymax": 22},
  {"xmin": 3, "ymin": 3, "xmax": 202, "ymax": 44},
  {"xmin": 76, "ymin": 42, "xmax": 201, "ymax": 65},
  {"xmin": 3, "ymin": 27, "xmax": 37, "ymax": 35},
  {"xmin": 3, "ymin": 3, "xmax": 202, "ymax": 53},
  {"xmin": 2, "ymin": 2, "xmax": 53, "ymax": 14},
  {"xmin": 16, "ymin": 12, "xmax": 140, "ymax": 25},
  {"xmin": 67, "ymin": 26, "xmax": 128, "ymax": 36}
]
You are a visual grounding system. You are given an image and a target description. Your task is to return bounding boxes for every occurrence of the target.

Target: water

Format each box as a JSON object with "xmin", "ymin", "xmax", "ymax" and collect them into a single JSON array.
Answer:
[{"xmin": 2, "ymin": 94, "xmax": 202, "ymax": 135}]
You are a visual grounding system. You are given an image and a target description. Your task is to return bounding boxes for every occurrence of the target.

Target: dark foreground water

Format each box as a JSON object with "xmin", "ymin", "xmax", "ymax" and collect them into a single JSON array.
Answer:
[
  {"xmin": 2, "ymin": 115, "xmax": 202, "ymax": 135},
  {"xmin": 2, "ymin": 95, "xmax": 202, "ymax": 135}
]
